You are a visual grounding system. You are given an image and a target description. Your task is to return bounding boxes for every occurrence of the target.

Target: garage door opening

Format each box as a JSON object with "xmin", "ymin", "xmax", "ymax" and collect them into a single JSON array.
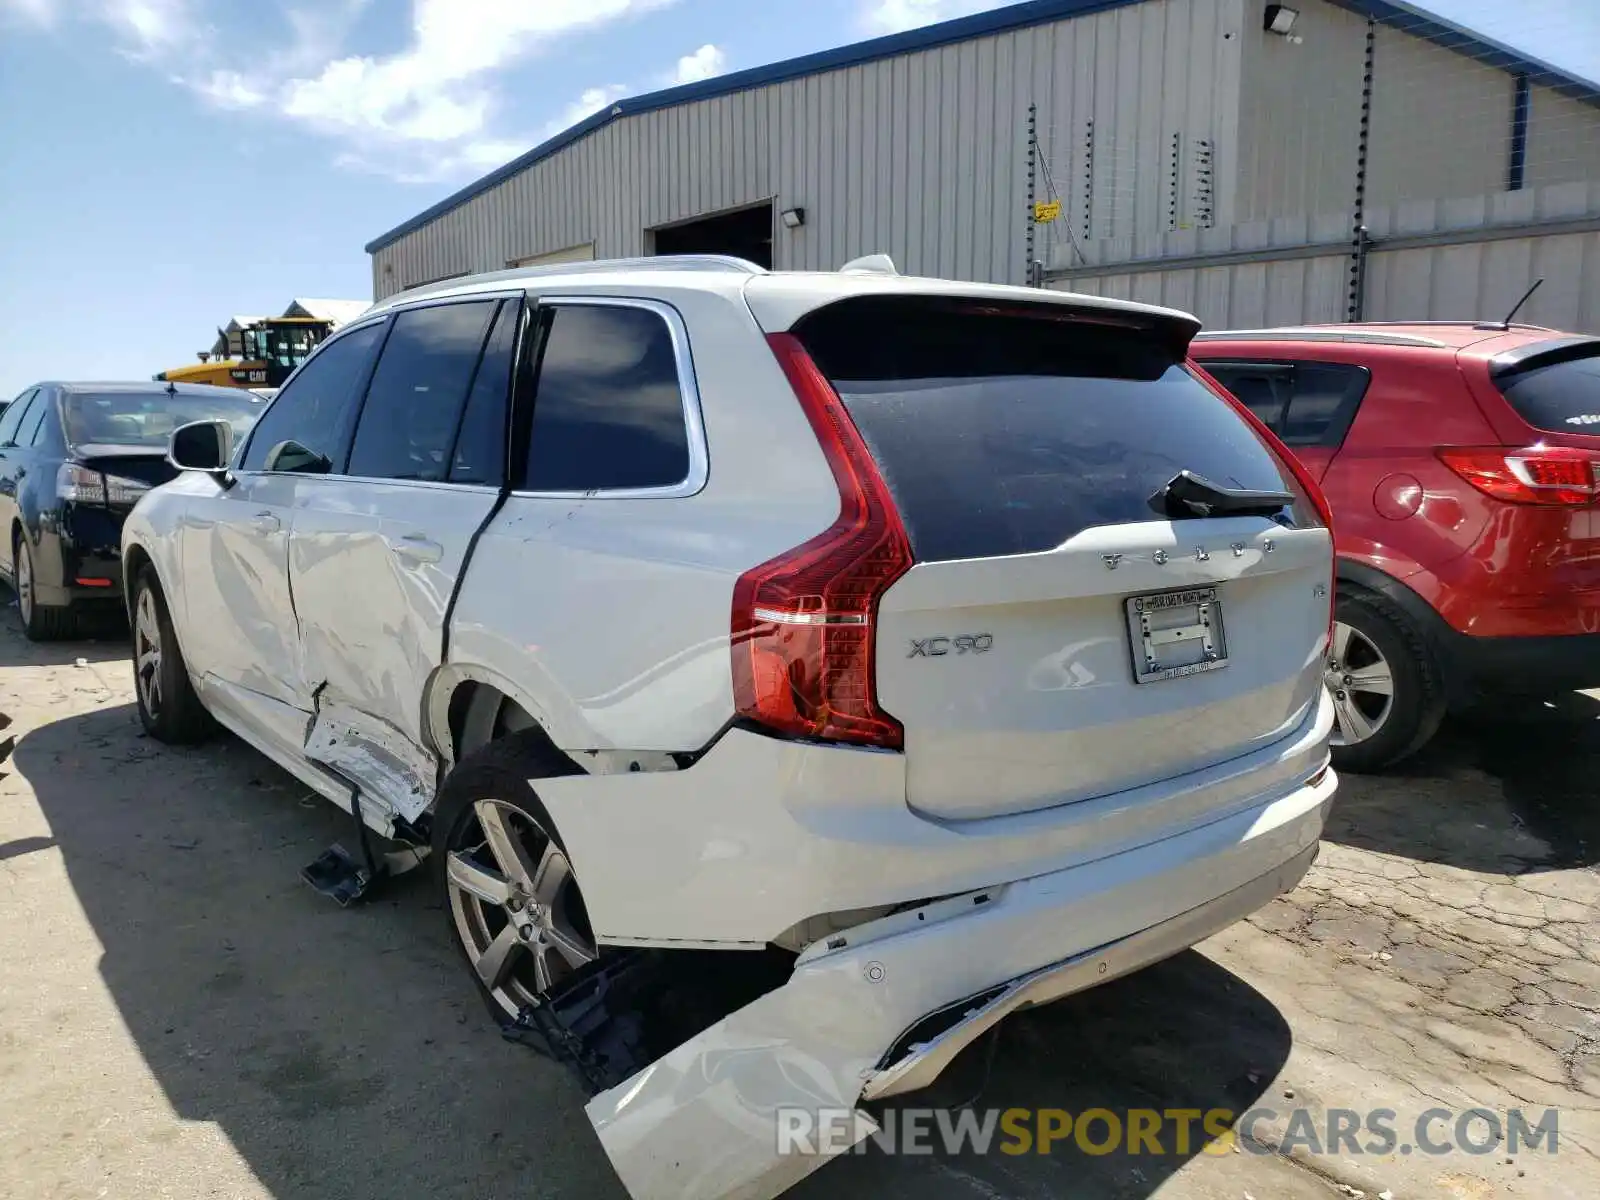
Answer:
[{"xmin": 651, "ymin": 203, "xmax": 774, "ymax": 268}]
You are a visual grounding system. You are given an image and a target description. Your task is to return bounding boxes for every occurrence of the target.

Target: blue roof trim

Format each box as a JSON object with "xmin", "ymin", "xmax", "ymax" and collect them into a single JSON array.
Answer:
[{"xmin": 366, "ymin": 0, "xmax": 1600, "ymax": 255}]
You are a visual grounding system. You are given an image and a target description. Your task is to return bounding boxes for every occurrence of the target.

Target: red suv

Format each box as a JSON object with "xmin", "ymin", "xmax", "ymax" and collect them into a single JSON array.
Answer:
[{"xmin": 1192, "ymin": 324, "xmax": 1600, "ymax": 772}]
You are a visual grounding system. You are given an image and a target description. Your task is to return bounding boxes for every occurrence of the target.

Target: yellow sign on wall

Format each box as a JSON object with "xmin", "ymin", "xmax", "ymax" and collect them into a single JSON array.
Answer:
[{"xmin": 1033, "ymin": 199, "xmax": 1062, "ymax": 224}]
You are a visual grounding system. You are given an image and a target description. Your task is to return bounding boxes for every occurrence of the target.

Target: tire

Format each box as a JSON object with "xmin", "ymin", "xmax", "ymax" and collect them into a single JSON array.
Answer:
[
  {"xmin": 14, "ymin": 531, "xmax": 78, "ymax": 642},
  {"xmin": 130, "ymin": 565, "xmax": 212, "ymax": 743},
  {"xmin": 1327, "ymin": 590, "xmax": 1446, "ymax": 774},
  {"xmin": 431, "ymin": 732, "xmax": 600, "ymax": 1026}
]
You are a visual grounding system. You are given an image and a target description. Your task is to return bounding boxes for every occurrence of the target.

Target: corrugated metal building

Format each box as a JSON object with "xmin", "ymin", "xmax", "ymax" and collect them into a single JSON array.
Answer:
[{"xmin": 365, "ymin": 0, "xmax": 1600, "ymax": 330}]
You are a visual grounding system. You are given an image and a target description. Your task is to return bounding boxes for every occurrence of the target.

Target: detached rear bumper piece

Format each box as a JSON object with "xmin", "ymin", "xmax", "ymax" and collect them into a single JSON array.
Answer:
[{"xmin": 584, "ymin": 768, "xmax": 1333, "ymax": 1200}]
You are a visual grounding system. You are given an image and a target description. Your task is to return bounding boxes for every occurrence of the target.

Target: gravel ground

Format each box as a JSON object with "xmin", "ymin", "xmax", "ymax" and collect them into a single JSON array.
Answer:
[{"xmin": 1, "ymin": 605, "xmax": 1594, "ymax": 1200}]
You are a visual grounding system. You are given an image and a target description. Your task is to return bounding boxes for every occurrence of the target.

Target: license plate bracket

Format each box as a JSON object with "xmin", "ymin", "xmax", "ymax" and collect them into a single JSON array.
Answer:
[{"xmin": 1125, "ymin": 586, "xmax": 1228, "ymax": 683}]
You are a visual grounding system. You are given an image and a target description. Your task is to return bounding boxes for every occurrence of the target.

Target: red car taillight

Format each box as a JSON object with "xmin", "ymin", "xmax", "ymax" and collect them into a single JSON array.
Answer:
[
  {"xmin": 730, "ymin": 333, "xmax": 914, "ymax": 749},
  {"xmin": 1190, "ymin": 361, "xmax": 1337, "ymax": 650},
  {"xmin": 1438, "ymin": 446, "xmax": 1600, "ymax": 506}
]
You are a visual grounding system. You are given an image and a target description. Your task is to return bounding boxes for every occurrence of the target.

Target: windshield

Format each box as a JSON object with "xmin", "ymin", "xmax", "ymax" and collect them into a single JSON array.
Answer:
[
  {"xmin": 62, "ymin": 391, "xmax": 268, "ymax": 448},
  {"xmin": 243, "ymin": 323, "xmax": 326, "ymax": 370}
]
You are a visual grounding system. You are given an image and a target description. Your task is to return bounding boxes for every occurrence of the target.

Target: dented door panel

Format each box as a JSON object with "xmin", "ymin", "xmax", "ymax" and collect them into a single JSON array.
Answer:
[
  {"xmin": 288, "ymin": 477, "xmax": 497, "ymax": 806},
  {"xmin": 178, "ymin": 472, "xmax": 305, "ymax": 713}
]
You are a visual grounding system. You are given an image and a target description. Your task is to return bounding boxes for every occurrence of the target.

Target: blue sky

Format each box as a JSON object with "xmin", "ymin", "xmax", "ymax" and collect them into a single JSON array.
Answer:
[{"xmin": 2, "ymin": 0, "xmax": 1597, "ymax": 398}]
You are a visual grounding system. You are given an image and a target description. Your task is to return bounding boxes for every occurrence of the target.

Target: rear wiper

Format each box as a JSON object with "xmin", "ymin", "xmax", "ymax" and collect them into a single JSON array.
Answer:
[{"xmin": 1149, "ymin": 470, "xmax": 1295, "ymax": 519}]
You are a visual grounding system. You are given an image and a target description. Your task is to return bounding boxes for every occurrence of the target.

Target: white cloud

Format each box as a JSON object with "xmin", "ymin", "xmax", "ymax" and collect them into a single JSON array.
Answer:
[
  {"xmin": 861, "ymin": 0, "xmax": 1011, "ymax": 35},
  {"xmin": 0, "ymin": 0, "xmax": 61, "ymax": 24},
  {"xmin": 673, "ymin": 43, "xmax": 726, "ymax": 85},
  {"xmin": 1, "ymin": 0, "xmax": 198, "ymax": 52},
  {"xmin": 193, "ymin": 67, "xmax": 266, "ymax": 110},
  {"xmin": 543, "ymin": 84, "xmax": 629, "ymax": 136},
  {"xmin": 271, "ymin": 0, "xmax": 674, "ymax": 146},
  {"xmin": 6, "ymin": 0, "xmax": 694, "ymax": 184}
]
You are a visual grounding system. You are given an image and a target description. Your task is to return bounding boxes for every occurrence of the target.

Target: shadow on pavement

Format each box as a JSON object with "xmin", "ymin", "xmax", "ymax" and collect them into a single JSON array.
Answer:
[
  {"xmin": 798, "ymin": 951, "xmax": 1291, "ymax": 1199},
  {"xmin": 18, "ymin": 704, "xmax": 1292, "ymax": 1200},
  {"xmin": 1325, "ymin": 690, "xmax": 1600, "ymax": 873}
]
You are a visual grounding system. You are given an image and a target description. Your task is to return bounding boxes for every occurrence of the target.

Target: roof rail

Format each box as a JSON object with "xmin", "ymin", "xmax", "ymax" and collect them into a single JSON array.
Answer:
[
  {"xmin": 385, "ymin": 254, "xmax": 767, "ymax": 305},
  {"xmin": 1193, "ymin": 328, "xmax": 1450, "ymax": 348}
]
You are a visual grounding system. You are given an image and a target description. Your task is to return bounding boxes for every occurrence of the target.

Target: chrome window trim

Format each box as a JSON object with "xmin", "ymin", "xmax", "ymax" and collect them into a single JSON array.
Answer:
[{"xmin": 509, "ymin": 294, "xmax": 709, "ymax": 501}]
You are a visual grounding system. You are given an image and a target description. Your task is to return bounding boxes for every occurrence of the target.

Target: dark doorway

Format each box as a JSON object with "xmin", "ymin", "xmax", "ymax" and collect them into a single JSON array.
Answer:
[{"xmin": 652, "ymin": 203, "xmax": 774, "ymax": 268}]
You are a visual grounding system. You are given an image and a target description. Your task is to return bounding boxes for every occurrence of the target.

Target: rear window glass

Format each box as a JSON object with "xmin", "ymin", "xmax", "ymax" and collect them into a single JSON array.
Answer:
[
  {"xmin": 62, "ymin": 391, "xmax": 268, "ymax": 448},
  {"xmin": 794, "ymin": 297, "xmax": 1304, "ymax": 563},
  {"xmin": 1497, "ymin": 349, "xmax": 1600, "ymax": 433}
]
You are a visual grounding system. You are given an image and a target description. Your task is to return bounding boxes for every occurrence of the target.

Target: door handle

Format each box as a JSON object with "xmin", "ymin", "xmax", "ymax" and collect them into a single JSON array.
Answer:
[
  {"xmin": 250, "ymin": 510, "xmax": 281, "ymax": 534},
  {"xmin": 389, "ymin": 533, "xmax": 443, "ymax": 565}
]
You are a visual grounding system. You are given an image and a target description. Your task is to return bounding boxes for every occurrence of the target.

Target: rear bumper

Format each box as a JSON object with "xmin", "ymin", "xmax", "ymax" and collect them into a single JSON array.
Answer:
[
  {"xmin": 586, "ymin": 769, "xmax": 1332, "ymax": 1200},
  {"xmin": 538, "ymin": 690, "xmax": 1336, "ymax": 948}
]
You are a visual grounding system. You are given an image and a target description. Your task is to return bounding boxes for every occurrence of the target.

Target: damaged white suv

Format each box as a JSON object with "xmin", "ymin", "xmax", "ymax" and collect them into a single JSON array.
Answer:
[{"xmin": 122, "ymin": 255, "xmax": 1337, "ymax": 1200}]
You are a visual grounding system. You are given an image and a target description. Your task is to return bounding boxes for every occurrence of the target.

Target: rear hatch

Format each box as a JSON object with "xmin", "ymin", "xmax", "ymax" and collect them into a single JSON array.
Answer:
[{"xmin": 789, "ymin": 295, "xmax": 1332, "ymax": 821}]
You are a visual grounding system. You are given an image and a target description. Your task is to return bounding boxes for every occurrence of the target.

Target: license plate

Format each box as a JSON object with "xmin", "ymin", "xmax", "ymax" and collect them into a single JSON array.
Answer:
[{"xmin": 1125, "ymin": 586, "xmax": 1228, "ymax": 683}]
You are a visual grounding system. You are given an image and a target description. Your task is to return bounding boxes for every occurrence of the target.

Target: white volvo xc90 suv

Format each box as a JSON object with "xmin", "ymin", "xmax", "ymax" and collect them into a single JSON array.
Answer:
[{"xmin": 122, "ymin": 255, "xmax": 1337, "ymax": 1200}]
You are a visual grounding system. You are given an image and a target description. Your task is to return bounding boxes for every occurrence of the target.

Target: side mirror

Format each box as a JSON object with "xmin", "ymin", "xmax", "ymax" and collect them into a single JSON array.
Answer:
[
  {"xmin": 263, "ymin": 439, "xmax": 332, "ymax": 474},
  {"xmin": 168, "ymin": 419, "xmax": 234, "ymax": 474}
]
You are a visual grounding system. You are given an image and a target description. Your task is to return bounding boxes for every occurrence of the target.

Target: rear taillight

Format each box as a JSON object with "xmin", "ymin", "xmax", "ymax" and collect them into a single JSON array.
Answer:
[
  {"xmin": 57, "ymin": 463, "xmax": 106, "ymax": 504},
  {"xmin": 1438, "ymin": 446, "xmax": 1600, "ymax": 506},
  {"xmin": 1190, "ymin": 362, "xmax": 1337, "ymax": 649},
  {"xmin": 730, "ymin": 333, "xmax": 914, "ymax": 749}
]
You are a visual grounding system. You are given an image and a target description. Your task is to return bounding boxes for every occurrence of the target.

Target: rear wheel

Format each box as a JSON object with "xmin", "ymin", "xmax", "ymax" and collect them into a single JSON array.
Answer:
[
  {"xmin": 432, "ymin": 733, "xmax": 599, "ymax": 1022},
  {"xmin": 131, "ymin": 566, "xmax": 211, "ymax": 743},
  {"xmin": 1326, "ymin": 591, "xmax": 1445, "ymax": 773},
  {"xmin": 14, "ymin": 532, "xmax": 77, "ymax": 641}
]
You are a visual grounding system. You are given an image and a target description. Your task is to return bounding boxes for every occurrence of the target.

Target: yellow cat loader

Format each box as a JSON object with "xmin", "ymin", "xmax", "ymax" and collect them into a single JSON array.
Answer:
[{"xmin": 156, "ymin": 316, "xmax": 333, "ymax": 390}]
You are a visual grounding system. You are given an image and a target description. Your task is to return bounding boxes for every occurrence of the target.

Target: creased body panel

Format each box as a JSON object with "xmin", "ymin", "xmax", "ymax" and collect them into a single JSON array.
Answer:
[
  {"xmin": 587, "ymin": 773, "xmax": 1331, "ymax": 1200},
  {"xmin": 538, "ymin": 688, "xmax": 1332, "ymax": 947}
]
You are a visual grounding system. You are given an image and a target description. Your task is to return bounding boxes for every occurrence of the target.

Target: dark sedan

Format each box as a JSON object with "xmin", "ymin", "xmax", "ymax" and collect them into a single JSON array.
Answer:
[{"xmin": 0, "ymin": 381, "xmax": 267, "ymax": 640}]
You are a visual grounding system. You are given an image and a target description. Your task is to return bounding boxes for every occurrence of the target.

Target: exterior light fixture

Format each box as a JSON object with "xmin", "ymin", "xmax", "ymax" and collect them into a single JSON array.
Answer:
[
  {"xmin": 1264, "ymin": 4, "xmax": 1299, "ymax": 34},
  {"xmin": 781, "ymin": 207, "xmax": 806, "ymax": 229}
]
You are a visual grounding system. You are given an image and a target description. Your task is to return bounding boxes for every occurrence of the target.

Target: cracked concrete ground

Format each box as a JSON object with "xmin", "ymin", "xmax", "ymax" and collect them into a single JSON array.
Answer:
[{"xmin": 1, "ymin": 607, "xmax": 1595, "ymax": 1200}]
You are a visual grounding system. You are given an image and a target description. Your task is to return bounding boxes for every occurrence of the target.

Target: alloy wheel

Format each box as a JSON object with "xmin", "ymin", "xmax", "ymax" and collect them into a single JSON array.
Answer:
[
  {"xmin": 15, "ymin": 539, "xmax": 32, "ymax": 625},
  {"xmin": 134, "ymin": 588, "xmax": 163, "ymax": 718},
  {"xmin": 1325, "ymin": 620, "xmax": 1395, "ymax": 747},
  {"xmin": 445, "ymin": 798, "xmax": 597, "ymax": 1018}
]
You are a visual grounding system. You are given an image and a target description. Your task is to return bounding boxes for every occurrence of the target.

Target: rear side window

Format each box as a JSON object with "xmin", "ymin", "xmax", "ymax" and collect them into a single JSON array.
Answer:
[
  {"xmin": 348, "ymin": 300, "xmax": 498, "ymax": 481},
  {"xmin": 0, "ymin": 390, "xmax": 37, "ymax": 445},
  {"xmin": 1496, "ymin": 348, "xmax": 1600, "ymax": 433},
  {"xmin": 522, "ymin": 303, "xmax": 690, "ymax": 492},
  {"xmin": 794, "ymin": 297, "xmax": 1304, "ymax": 563},
  {"xmin": 1202, "ymin": 360, "xmax": 1369, "ymax": 447}
]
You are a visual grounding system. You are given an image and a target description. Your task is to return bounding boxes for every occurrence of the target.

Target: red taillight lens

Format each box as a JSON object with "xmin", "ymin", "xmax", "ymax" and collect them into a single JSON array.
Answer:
[
  {"xmin": 730, "ymin": 334, "xmax": 914, "ymax": 749},
  {"xmin": 1438, "ymin": 446, "xmax": 1600, "ymax": 506}
]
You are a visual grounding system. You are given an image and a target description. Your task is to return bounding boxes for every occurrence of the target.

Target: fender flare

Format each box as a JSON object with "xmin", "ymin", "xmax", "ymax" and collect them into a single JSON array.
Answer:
[{"xmin": 1335, "ymin": 558, "xmax": 1467, "ymax": 704}]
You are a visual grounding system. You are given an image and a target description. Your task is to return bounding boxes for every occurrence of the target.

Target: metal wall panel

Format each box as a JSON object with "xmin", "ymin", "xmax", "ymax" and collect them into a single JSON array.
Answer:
[
  {"xmin": 1366, "ymin": 22, "xmax": 1512, "ymax": 206},
  {"xmin": 1234, "ymin": 2, "xmax": 1367, "ymax": 222},
  {"xmin": 372, "ymin": 0, "xmax": 1248, "ymax": 298},
  {"xmin": 1525, "ymin": 85, "xmax": 1600, "ymax": 190}
]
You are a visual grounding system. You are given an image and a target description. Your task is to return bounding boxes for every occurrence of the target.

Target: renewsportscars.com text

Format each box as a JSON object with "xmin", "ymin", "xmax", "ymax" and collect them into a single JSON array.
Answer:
[{"xmin": 777, "ymin": 1106, "xmax": 1561, "ymax": 1158}]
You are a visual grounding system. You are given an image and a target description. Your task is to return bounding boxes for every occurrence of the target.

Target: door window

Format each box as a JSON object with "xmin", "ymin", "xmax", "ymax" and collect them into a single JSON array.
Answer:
[
  {"xmin": 450, "ymin": 300, "xmax": 519, "ymax": 486},
  {"xmin": 1202, "ymin": 360, "xmax": 1370, "ymax": 448},
  {"xmin": 240, "ymin": 321, "xmax": 385, "ymax": 473},
  {"xmin": 521, "ymin": 303, "xmax": 691, "ymax": 492},
  {"xmin": 0, "ymin": 389, "xmax": 38, "ymax": 446},
  {"xmin": 21, "ymin": 392, "xmax": 54, "ymax": 446},
  {"xmin": 347, "ymin": 300, "xmax": 498, "ymax": 481}
]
